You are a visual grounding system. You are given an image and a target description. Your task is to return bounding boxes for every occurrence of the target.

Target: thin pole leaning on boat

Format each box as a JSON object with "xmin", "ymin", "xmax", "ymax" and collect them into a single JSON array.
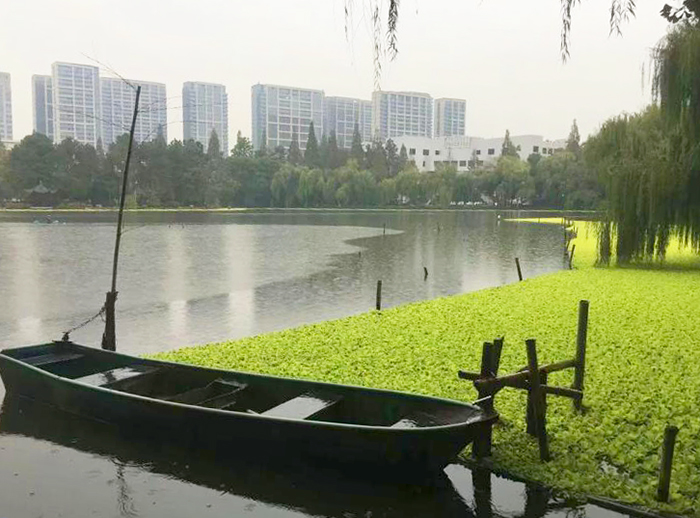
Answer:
[{"xmin": 102, "ymin": 85, "xmax": 142, "ymax": 351}]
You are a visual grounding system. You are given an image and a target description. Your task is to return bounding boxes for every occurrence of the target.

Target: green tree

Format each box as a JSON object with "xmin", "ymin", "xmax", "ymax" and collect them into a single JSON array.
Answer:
[
  {"xmin": 566, "ymin": 119, "xmax": 581, "ymax": 155},
  {"xmin": 398, "ymin": 144, "xmax": 408, "ymax": 173},
  {"xmin": 367, "ymin": 139, "xmax": 388, "ymax": 179},
  {"xmin": 256, "ymin": 129, "xmax": 268, "ymax": 158},
  {"xmin": 350, "ymin": 124, "xmax": 364, "ymax": 163},
  {"xmin": 207, "ymin": 129, "xmax": 221, "ymax": 158},
  {"xmin": 385, "ymin": 139, "xmax": 399, "ymax": 177},
  {"xmin": 304, "ymin": 122, "xmax": 320, "ymax": 167},
  {"xmin": 328, "ymin": 130, "xmax": 343, "ymax": 169},
  {"xmin": 501, "ymin": 130, "xmax": 519, "ymax": 157},
  {"xmin": 232, "ymin": 130, "xmax": 253, "ymax": 158},
  {"xmin": 288, "ymin": 131, "xmax": 302, "ymax": 165},
  {"xmin": 8, "ymin": 133, "xmax": 57, "ymax": 194}
]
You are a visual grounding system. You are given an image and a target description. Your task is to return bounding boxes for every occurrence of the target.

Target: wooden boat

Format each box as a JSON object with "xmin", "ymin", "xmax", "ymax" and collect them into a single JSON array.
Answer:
[{"xmin": 0, "ymin": 340, "xmax": 496, "ymax": 472}]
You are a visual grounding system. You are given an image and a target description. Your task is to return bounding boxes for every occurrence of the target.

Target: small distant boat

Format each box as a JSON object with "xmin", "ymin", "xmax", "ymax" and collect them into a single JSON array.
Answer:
[{"xmin": 0, "ymin": 340, "xmax": 496, "ymax": 472}]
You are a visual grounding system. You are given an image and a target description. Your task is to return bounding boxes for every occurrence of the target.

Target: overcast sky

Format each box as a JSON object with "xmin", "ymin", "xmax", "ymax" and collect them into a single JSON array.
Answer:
[{"xmin": 0, "ymin": 0, "xmax": 669, "ymax": 144}]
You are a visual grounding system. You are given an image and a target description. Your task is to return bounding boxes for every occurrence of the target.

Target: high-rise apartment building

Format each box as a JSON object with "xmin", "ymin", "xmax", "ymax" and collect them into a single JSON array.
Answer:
[
  {"xmin": 32, "ymin": 75, "xmax": 54, "ymax": 140},
  {"xmin": 434, "ymin": 98, "xmax": 466, "ymax": 137},
  {"xmin": 323, "ymin": 96, "xmax": 372, "ymax": 149},
  {"xmin": 371, "ymin": 91, "xmax": 433, "ymax": 141},
  {"xmin": 0, "ymin": 72, "xmax": 13, "ymax": 142},
  {"xmin": 51, "ymin": 62, "xmax": 101, "ymax": 145},
  {"xmin": 101, "ymin": 78, "xmax": 167, "ymax": 146},
  {"xmin": 182, "ymin": 82, "xmax": 228, "ymax": 155},
  {"xmin": 251, "ymin": 84, "xmax": 324, "ymax": 151}
]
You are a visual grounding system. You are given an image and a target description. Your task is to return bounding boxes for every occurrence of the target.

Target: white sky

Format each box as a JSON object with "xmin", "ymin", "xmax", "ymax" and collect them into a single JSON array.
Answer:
[{"xmin": 0, "ymin": 0, "xmax": 669, "ymax": 143}]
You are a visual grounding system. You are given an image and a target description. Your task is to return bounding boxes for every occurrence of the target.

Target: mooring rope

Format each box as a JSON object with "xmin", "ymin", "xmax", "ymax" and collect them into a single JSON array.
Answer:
[{"xmin": 61, "ymin": 305, "xmax": 106, "ymax": 341}]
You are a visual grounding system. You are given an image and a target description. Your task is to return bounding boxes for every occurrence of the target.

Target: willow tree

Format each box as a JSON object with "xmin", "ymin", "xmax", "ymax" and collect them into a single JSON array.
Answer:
[{"xmin": 586, "ymin": 20, "xmax": 700, "ymax": 264}]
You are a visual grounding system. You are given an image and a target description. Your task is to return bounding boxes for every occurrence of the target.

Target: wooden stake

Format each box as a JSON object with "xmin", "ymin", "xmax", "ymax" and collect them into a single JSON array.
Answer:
[
  {"xmin": 375, "ymin": 280, "xmax": 382, "ymax": 311},
  {"xmin": 657, "ymin": 425, "xmax": 678, "ymax": 502},
  {"xmin": 568, "ymin": 244, "xmax": 576, "ymax": 269},
  {"xmin": 102, "ymin": 85, "xmax": 141, "ymax": 352},
  {"xmin": 473, "ymin": 342, "xmax": 494, "ymax": 459},
  {"xmin": 423, "ymin": 266, "xmax": 428, "ymax": 279},
  {"xmin": 515, "ymin": 258, "xmax": 523, "ymax": 281},
  {"xmin": 572, "ymin": 300, "xmax": 589, "ymax": 411},
  {"xmin": 526, "ymin": 339, "xmax": 550, "ymax": 461}
]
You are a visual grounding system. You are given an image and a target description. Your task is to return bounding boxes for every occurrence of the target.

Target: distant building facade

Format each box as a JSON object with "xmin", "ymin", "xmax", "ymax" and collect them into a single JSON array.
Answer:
[
  {"xmin": 51, "ymin": 62, "xmax": 101, "ymax": 146},
  {"xmin": 183, "ymin": 81, "xmax": 228, "ymax": 155},
  {"xmin": 32, "ymin": 75, "xmax": 54, "ymax": 140},
  {"xmin": 0, "ymin": 72, "xmax": 13, "ymax": 142},
  {"xmin": 371, "ymin": 91, "xmax": 433, "ymax": 141},
  {"xmin": 323, "ymin": 96, "xmax": 372, "ymax": 149},
  {"xmin": 251, "ymin": 83, "xmax": 324, "ymax": 151},
  {"xmin": 394, "ymin": 135, "xmax": 566, "ymax": 172},
  {"xmin": 101, "ymin": 78, "xmax": 167, "ymax": 146},
  {"xmin": 434, "ymin": 98, "xmax": 466, "ymax": 137}
]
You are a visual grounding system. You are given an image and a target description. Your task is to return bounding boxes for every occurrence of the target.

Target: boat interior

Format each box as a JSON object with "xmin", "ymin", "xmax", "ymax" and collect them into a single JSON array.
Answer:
[{"xmin": 4, "ymin": 343, "xmax": 483, "ymax": 429}]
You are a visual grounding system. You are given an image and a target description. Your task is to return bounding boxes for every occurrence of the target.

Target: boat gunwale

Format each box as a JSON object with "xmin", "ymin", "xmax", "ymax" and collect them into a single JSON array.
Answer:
[{"xmin": 0, "ymin": 342, "xmax": 496, "ymax": 433}]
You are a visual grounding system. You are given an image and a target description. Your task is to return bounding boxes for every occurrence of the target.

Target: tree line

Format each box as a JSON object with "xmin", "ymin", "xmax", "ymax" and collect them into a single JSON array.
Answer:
[{"xmin": 0, "ymin": 122, "xmax": 601, "ymax": 210}]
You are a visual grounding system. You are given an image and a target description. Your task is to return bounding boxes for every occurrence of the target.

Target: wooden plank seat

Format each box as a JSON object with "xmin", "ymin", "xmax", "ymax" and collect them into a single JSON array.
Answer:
[
  {"xmin": 390, "ymin": 410, "xmax": 442, "ymax": 429},
  {"xmin": 165, "ymin": 379, "xmax": 247, "ymax": 409},
  {"xmin": 261, "ymin": 391, "xmax": 342, "ymax": 420},
  {"xmin": 75, "ymin": 365, "xmax": 160, "ymax": 387},
  {"xmin": 24, "ymin": 352, "xmax": 84, "ymax": 367}
]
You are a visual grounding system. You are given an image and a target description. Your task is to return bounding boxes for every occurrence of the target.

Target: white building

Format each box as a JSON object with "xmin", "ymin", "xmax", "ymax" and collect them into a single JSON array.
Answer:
[
  {"xmin": 51, "ymin": 62, "xmax": 101, "ymax": 146},
  {"xmin": 394, "ymin": 135, "xmax": 567, "ymax": 172},
  {"xmin": 434, "ymin": 98, "xmax": 465, "ymax": 137},
  {"xmin": 101, "ymin": 78, "xmax": 167, "ymax": 146},
  {"xmin": 251, "ymin": 83, "xmax": 324, "ymax": 151},
  {"xmin": 0, "ymin": 72, "xmax": 13, "ymax": 143},
  {"xmin": 32, "ymin": 75, "xmax": 54, "ymax": 140},
  {"xmin": 183, "ymin": 81, "xmax": 229, "ymax": 155},
  {"xmin": 323, "ymin": 96, "xmax": 372, "ymax": 149},
  {"xmin": 371, "ymin": 91, "xmax": 433, "ymax": 141}
]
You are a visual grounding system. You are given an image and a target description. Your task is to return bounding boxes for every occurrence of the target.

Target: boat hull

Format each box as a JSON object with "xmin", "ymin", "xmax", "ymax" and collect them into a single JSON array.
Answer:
[{"xmin": 0, "ymin": 343, "xmax": 495, "ymax": 473}]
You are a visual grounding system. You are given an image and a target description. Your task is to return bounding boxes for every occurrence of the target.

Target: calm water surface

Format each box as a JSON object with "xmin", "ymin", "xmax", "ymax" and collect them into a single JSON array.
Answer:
[{"xmin": 0, "ymin": 210, "xmax": 628, "ymax": 517}]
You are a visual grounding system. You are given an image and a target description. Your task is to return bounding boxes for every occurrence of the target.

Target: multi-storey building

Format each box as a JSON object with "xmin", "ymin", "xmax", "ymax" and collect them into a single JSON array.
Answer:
[
  {"xmin": 393, "ymin": 134, "xmax": 566, "ymax": 172},
  {"xmin": 434, "ymin": 98, "xmax": 466, "ymax": 137},
  {"xmin": 251, "ymin": 84, "xmax": 324, "ymax": 151},
  {"xmin": 101, "ymin": 78, "xmax": 167, "ymax": 146},
  {"xmin": 51, "ymin": 62, "xmax": 101, "ymax": 146},
  {"xmin": 323, "ymin": 96, "xmax": 372, "ymax": 149},
  {"xmin": 371, "ymin": 91, "xmax": 433, "ymax": 141},
  {"xmin": 0, "ymin": 72, "xmax": 13, "ymax": 142},
  {"xmin": 182, "ymin": 81, "xmax": 228, "ymax": 155},
  {"xmin": 32, "ymin": 75, "xmax": 54, "ymax": 140}
]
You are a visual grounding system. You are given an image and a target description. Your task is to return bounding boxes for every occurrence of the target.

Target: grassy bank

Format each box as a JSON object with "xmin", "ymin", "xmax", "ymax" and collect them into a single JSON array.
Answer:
[{"xmin": 155, "ymin": 219, "xmax": 700, "ymax": 515}]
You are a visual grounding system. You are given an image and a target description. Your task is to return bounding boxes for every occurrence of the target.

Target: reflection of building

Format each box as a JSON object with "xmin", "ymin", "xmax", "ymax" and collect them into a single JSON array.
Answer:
[
  {"xmin": 252, "ymin": 84, "xmax": 324, "ymax": 151},
  {"xmin": 393, "ymin": 135, "xmax": 567, "ymax": 172},
  {"xmin": 0, "ymin": 71, "xmax": 13, "ymax": 142},
  {"xmin": 323, "ymin": 96, "xmax": 372, "ymax": 149},
  {"xmin": 51, "ymin": 62, "xmax": 101, "ymax": 146},
  {"xmin": 32, "ymin": 75, "xmax": 54, "ymax": 140},
  {"xmin": 434, "ymin": 98, "xmax": 466, "ymax": 137},
  {"xmin": 183, "ymin": 81, "xmax": 229, "ymax": 155},
  {"xmin": 371, "ymin": 91, "xmax": 433, "ymax": 140},
  {"xmin": 101, "ymin": 78, "xmax": 167, "ymax": 145}
]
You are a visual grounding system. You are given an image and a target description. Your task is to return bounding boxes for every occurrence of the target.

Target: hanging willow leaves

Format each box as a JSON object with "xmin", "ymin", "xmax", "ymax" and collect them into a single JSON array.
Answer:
[{"xmin": 586, "ymin": 23, "xmax": 700, "ymax": 263}]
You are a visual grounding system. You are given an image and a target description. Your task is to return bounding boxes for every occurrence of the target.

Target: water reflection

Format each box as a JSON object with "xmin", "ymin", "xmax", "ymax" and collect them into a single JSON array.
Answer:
[{"xmin": 0, "ymin": 395, "xmax": 615, "ymax": 518}]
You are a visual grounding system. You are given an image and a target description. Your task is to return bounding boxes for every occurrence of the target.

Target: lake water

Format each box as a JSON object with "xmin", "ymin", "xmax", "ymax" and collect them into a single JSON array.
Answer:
[{"xmin": 0, "ymin": 210, "xmax": 630, "ymax": 517}]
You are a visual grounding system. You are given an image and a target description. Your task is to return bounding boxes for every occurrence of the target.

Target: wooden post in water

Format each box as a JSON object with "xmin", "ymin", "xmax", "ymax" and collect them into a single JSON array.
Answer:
[
  {"xmin": 657, "ymin": 425, "xmax": 678, "ymax": 502},
  {"xmin": 568, "ymin": 244, "xmax": 576, "ymax": 269},
  {"xmin": 473, "ymin": 342, "xmax": 494, "ymax": 459},
  {"xmin": 101, "ymin": 85, "xmax": 141, "ymax": 352},
  {"xmin": 572, "ymin": 300, "xmax": 589, "ymax": 411},
  {"xmin": 383, "ymin": 223, "xmax": 386, "ymax": 235},
  {"xmin": 526, "ymin": 339, "xmax": 550, "ymax": 461},
  {"xmin": 515, "ymin": 258, "xmax": 523, "ymax": 281},
  {"xmin": 375, "ymin": 280, "xmax": 382, "ymax": 311},
  {"xmin": 423, "ymin": 266, "xmax": 428, "ymax": 280}
]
